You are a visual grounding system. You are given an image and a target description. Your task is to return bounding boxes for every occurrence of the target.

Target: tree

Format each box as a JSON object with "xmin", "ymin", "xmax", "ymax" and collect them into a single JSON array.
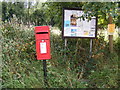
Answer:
[
  {"xmin": 82, "ymin": 2, "xmax": 119, "ymax": 28},
  {"xmin": 83, "ymin": 2, "xmax": 119, "ymax": 53},
  {"xmin": 2, "ymin": 2, "xmax": 8, "ymax": 22},
  {"xmin": 43, "ymin": 2, "xmax": 119, "ymax": 53},
  {"xmin": 43, "ymin": 2, "xmax": 85, "ymax": 29},
  {"xmin": 2, "ymin": 2, "xmax": 25, "ymax": 23},
  {"xmin": 31, "ymin": 9, "xmax": 47, "ymax": 26},
  {"xmin": 12, "ymin": 2, "xmax": 25, "ymax": 23},
  {"xmin": 43, "ymin": 2, "xmax": 119, "ymax": 29}
]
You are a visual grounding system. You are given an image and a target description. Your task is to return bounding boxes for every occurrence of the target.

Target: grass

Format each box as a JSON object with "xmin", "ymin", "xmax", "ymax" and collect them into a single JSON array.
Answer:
[{"xmin": 1, "ymin": 19, "xmax": 119, "ymax": 88}]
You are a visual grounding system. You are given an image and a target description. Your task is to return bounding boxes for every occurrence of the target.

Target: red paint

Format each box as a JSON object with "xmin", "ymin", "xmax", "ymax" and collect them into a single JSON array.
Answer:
[{"xmin": 34, "ymin": 26, "xmax": 51, "ymax": 60}]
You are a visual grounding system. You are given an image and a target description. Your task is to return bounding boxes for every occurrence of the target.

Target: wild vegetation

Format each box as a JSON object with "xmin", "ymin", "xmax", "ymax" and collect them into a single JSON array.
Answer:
[{"xmin": 1, "ymin": 1, "xmax": 119, "ymax": 88}]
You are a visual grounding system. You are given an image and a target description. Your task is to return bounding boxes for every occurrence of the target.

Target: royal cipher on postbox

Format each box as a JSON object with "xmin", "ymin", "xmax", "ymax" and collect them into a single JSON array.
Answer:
[{"xmin": 34, "ymin": 26, "xmax": 51, "ymax": 60}]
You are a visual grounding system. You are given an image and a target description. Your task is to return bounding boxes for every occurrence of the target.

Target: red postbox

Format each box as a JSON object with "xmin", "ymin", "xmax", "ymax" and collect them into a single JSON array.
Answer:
[{"xmin": 34, "ymin": 26, "xmax": 51, "ymax": 60}]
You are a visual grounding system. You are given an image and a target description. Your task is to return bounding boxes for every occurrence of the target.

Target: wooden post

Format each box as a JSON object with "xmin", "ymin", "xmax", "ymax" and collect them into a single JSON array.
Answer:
[{"xmin": 108, "ymin": 15, "xmax": 113, "ymax": 53}]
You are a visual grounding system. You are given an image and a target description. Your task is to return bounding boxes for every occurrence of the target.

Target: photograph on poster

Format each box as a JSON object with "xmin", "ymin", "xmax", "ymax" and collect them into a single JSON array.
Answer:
[{"xmin": 63, "ymin": 8, "xmax": 97, "ymax": 38}]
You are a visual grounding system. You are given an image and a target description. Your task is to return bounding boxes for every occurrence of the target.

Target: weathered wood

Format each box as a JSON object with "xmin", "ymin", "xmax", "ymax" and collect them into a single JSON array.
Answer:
[
  {"xmin": 109, "ymin": 35, "xmax": 113, "ymax": 53},
  {"xmin": 108, "ymin": 15, "xmax": 113, "ymax": 53}
]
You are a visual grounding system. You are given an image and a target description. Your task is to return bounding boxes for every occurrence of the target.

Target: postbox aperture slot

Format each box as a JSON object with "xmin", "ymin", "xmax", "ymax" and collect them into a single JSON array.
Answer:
[{"xmin": 36, "ymin": 32, "xmax": 48, "ymax": 34}]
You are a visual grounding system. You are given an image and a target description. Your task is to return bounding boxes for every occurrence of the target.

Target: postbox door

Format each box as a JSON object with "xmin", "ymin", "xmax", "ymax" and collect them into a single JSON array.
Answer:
[{"xmin": 36, "ymin": 39, "xmax": 51, "ymax": 60}]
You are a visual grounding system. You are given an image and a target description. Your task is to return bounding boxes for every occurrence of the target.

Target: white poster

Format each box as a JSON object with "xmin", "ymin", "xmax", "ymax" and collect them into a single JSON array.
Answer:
[{"xmin": 63, "ymin": 8, "xmax": 97, "ymax": 38}]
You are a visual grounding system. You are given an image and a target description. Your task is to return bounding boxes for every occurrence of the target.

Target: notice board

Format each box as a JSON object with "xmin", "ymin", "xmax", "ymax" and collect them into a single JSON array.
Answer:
[{"xmin": 62, "ymin": 8, "xmax": 97, "ymax": 38}]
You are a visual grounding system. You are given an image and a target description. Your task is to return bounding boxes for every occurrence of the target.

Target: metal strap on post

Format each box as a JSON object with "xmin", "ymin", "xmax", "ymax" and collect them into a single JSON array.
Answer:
[{"xmin": 65, "ymin": 38, "xmax": 67, "ymax": 47}]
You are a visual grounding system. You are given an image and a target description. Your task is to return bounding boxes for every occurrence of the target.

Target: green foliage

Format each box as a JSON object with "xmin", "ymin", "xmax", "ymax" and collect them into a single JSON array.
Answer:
[
  {"xmin": 2, "ymin": 2, "xmax": 25, "ymax": 23},
  {"xmin": 88, "ymin": 53, "xmax": 118, "ymax": 88},
  {"xmin": 2, "ymin": 19, "xmax": 43, "ymax": 88},
  {"xmin": 1, "ymin": 19, "xmax": 88, "ymax": 88},
  {"xmin": 43, "ymin": 2, "xmax": 119, "ymax": 29},
  {"xmin": 2, "ymin": 19, "xmax": 118, "ymax": 88},
  {"xmin": 1, "ymin": 2, "xmax": 119, "ymax": 88},
  {"xmin": 43, "ymin": 2, "xmax": 84, "ymax": 29},
  {"xmin": 2, "ymin": 2, "xmax": 119, "ymax": 28},
  {"xmin": 114, "ymin": 37, "xmax": 120, "ymax": 56},
  {"xmin": 82, "ymin": 2, "xmax": 119, "ymax": 28},
  {"xmin": 84, "ymin": 35, "xmax": 118, "ymax": 88},
  {"xmin": 30, "ymin": 9, "xmax": 47, "ymax": 26}
]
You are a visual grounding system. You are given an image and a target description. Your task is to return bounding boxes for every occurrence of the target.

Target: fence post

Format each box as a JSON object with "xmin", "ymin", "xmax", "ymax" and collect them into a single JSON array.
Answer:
[{"xmin": 108, "ymin": 15, "xmax": 113, "ymax": 53}]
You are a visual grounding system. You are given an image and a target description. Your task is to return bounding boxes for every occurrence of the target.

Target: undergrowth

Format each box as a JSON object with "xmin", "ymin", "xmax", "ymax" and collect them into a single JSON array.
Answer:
[{"xmin": 1, "ymin": 19, "xmax": 119, "ymax": 88}]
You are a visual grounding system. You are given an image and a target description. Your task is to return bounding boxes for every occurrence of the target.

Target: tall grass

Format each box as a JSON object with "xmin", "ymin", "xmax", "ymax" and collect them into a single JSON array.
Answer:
[{"xmin": 1, "ymin": 18, "xmax": 119, "ymax": 88}]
